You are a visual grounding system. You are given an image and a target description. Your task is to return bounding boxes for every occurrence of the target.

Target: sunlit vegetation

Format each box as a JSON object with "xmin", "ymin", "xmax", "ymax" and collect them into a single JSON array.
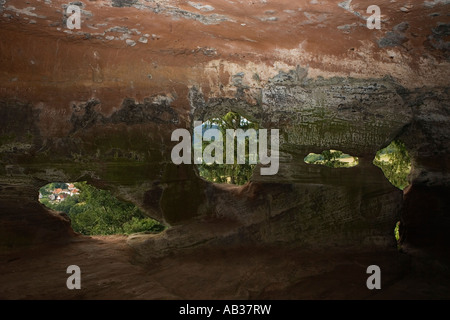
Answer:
[
  {"xmin": 394, "ymin": 221, "xmax": 400, "ymax": 242},
  {"xmin": 39, "ymin": 182, "xmax": 165, "ymax": 235},
  {"xmin": 373, "ymin": 140, "xmax": 411, "ymax": 190},
  {"xmin": 196, "ymin": 111, "xmax": 258, "ymax": 185},
  {"xmin": 394, "ymin": 221, "xmax": 402, "ymax": 250},
  {"xmin": 304, "ymin": 150, "xmax": 359, "ymax": 168}
]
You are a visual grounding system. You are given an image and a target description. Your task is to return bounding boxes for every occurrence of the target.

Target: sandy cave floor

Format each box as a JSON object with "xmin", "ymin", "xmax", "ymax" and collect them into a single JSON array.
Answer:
[{"xmin": 1, "ymin": 235, "xmax": 450, "ymax": 300}]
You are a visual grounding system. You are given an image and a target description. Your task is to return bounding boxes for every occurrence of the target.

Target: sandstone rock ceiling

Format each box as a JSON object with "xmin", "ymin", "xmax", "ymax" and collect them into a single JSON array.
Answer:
[
  {"xmin": 1, "ymin": 0, "xmax": 449, "ymax": 91},
  {"xmin": 0, "ymin": 0, "xmax": 450, "ymax": 289}
]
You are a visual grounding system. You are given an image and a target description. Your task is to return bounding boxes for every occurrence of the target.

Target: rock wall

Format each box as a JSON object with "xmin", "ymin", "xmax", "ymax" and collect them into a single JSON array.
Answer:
[{"xmin": 1, "ymin": 0, "xmax": 449, "ymax": 254}]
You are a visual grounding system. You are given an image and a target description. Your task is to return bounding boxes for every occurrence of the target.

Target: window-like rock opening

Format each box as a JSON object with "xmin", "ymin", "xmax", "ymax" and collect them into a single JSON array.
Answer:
[
  {"xmin": 304, "ymin": 150, "xmax": 359, "ymax": 168},
  {"xmin": 39, "ymin": 182, "xmax": 165, "ymax": 235},
  {"xmin": 373, "ymin": 140, "xmax": 411, "ymax": 190},
  {"xmin": 195, "ymin": 111, "xmax": 258, "ymax": 185}
]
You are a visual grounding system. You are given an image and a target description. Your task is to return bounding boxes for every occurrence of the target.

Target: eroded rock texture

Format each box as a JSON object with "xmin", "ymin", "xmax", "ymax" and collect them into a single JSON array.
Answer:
[{"xmin": 0, "ymin": 0, "xmax": 449, "ymax": 258}]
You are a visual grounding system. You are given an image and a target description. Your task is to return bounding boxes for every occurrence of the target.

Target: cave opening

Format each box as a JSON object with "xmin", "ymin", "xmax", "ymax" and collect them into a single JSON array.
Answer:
[
  {"xmin": 194, "ymin": 111, "xmax": 259, "ymax": 185},
  {"xmin": 373, "ymin": 140, "xmax": 411, "ymax": 190},
  {"xmin": 304, "ymin": 150, "xmax": 359, "ymax": 168},
  {"xmin": 38, "ymin": 181, "xmax": 165, "ymax": 236}
]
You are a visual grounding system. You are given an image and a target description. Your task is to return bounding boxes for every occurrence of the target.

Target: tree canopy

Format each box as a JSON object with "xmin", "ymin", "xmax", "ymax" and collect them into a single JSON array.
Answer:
[
  {"xmin": 304, "ymin": 150, "xmax": 358, "ymax": 168},
  {"xmin": 39, "ymin": 182, "xmax": 165, "ymax": 235},
  {"xmin": 373, "ymin": 140, "xmax": 411, "ymax": 190},
  {"xmin": 197, "ymin": 111, "xmax": 259, "ymax": 185}
]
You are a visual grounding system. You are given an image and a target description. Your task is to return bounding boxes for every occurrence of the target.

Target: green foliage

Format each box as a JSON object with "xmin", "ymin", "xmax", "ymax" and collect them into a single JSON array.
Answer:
[
  {"xmin": 304, "ymin": 150, "xmax": 358, "ymax": 168},
  {"xmin": 373, "ymin": 140, "xmax": 411, "ymax": 190},
  {"xmin": 39, "ymin": 197, "xmax": 51, "ymax": 208},
  {"xmin": 39, "ymin": 181, "xmax": 165, "ymax": 235},
  {"xmin": 303, "ymin": 153, "xmax": 322, "ymax": 163},
  {"xmin": 198, "ymin": 111, "xmax": 258, "ymax": 185},
  {"xmin": 123, "ymin": 217, "xmax": 166, "ymax": 234},
  {"xmin": 321, "ymin": 150, "xmax": 343, "ymax": 167},
  {"xmin": 394, "ymin": 221, "xmax": 402, "ymax": 250},
  {"xmin": 48, "ymin": 195, "xmax": 79, "ymax": 214},
  {"xmin": 394, "ymin": 221, "xmax": 400, "ymax": 242}
]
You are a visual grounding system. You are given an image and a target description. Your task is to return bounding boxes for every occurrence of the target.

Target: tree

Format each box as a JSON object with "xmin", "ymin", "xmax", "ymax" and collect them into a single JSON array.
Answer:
[
  {"xmin": 304, "ymin": 150, "xmax": 356, "ymax": 168},
  {"xmin": 197, "ymin": 111, "xmax": 259, "ymax": 185},
  {"xmin": 321, "ymin": 150, "xmax": 343, "ymax": 167},
  {"xmin": 373, "ymin": 140, "xmax": 411, "ymax": 190}
]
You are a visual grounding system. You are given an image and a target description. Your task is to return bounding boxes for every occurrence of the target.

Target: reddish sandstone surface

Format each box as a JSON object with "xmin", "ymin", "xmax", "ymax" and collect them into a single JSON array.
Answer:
[
  {"xmin": 1, "ymin": 234, "xmax": 450, "ymax": 300},
  {"xmin": 1, "ymin": 0, "xmax": 449, "ymax": 113}
]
